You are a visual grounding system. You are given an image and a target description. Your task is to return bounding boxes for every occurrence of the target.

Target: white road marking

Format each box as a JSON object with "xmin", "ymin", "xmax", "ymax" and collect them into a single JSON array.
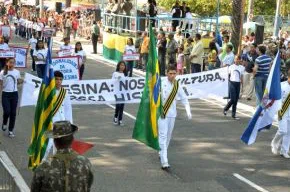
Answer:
[{"xmin": 233, "ymin": 173, "xmax": 270, "ymax": 192}]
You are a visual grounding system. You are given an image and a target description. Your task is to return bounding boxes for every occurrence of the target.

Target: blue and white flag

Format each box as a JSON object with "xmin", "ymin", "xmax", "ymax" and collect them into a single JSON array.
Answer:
[{"xmin": 241, "ymin": 51, "xmax": 282, "ymax": 145}]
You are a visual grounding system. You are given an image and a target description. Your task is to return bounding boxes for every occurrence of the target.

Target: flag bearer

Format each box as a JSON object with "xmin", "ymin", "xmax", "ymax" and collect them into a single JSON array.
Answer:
[
  {"xmin": 271, "ymin": 69, "xmax": 290, "ymax": 159},
  {"xmin": 158, "ymin": 65, "xmax": 192, "ymax": 170},
  {"xmin": 42, "ymin": 71, "xmax": 73, "ymax": 161}
]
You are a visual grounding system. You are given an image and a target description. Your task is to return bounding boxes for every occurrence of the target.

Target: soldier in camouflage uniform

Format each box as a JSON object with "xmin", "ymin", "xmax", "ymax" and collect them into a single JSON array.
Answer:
[{"xmin": 31, "ymin": 121, "xmax": 94, "ymax": 192}]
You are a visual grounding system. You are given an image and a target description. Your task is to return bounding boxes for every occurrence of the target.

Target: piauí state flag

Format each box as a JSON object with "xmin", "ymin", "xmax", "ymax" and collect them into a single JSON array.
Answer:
[
  {"xmin": 27, "ymin": 40, "xmax": 57, "ymax": 169},
  {"xmin": 241, "ymin": 51, "xmax": 282, "ymax": 145},
  {"xmin": 132, "ymin": 23, "xmax": 161, "ymax": 150}
]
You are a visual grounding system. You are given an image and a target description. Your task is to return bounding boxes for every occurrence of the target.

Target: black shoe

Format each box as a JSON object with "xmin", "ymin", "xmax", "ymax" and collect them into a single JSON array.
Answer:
[
  {"xmin": 223, "ymin": 96, "xmax": 229, "ymax": 99},
  {"xmin": 223, "ymin": 109, "xmax": 227, "ymax": 116},
  {"xmin": 232, "ymin": 116, "xmax": 240, "ymax": 120},
  {"xmin": 161, "ymin": 166, "xmax": 170, "ymax": 171}
]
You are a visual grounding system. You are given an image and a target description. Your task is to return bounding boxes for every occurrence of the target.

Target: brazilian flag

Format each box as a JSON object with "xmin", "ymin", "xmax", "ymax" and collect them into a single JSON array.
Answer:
[{"xmin": 132, "ymin": 23, "xmax": 161, "ymax": 150}]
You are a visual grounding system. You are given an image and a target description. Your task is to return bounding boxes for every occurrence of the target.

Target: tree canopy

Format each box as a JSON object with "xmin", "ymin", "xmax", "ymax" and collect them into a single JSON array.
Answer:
[{"xmin": 157, "ymin": 0, "xmax": 283, "ymax": 17}]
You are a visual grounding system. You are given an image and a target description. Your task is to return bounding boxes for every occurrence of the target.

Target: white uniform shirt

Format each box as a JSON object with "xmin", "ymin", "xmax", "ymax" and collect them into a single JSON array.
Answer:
[
  {"xmin": 52, "ymin": 89, "xmax": 73, "ymax": 123},
  {"xmin": 33, "ymin": 48, "xmax": 48, "ymax": 65},
  {"xmin": 29, "ymin": 37, "xmax": 37, "ymax": 50},
  {"xmin": 281, "ymin": 81, "xmax": 290, "ymax": 119},
  {"xmin": 36, "ymin": 22, "xmax": 44, "ymax": 32},
  {"xmin": 229, "ymin": 64, "xmax": 245, "ymax": 82},
  {"xmin": 59, "ymin": 44, "xmax": 73, "ymax": 56},
  {"xmin": 0, "ymin": 69, "xmax": 20, "ymax": 92},
  {"xmin": 124, "ymin": 45, "xmax": 136, "ymax": 54},
  {"xmin": 161, "ymin": 78, "xmax": 190, "ymax": 118},
  {"xmin": 74, "ymin": 50, "xmax": 86, "ymax": 64}
]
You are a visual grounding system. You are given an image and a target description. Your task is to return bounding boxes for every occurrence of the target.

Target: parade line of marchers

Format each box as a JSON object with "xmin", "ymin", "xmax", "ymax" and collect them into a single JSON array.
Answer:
[{"xmin": 20, "ymin": 67, "xmax": 228, "ymax": 106}]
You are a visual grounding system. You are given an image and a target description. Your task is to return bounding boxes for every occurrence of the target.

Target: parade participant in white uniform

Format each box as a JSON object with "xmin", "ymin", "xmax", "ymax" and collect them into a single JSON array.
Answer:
[
  {"xmin": 42, "ymin": 71, "xmax": 73, "ymax": 161},
  {"xmin": 158, "ymin": 65, "xmax": 192, "ymax": 170},
  {"xmin": 271, "ymin": 69, "xmax": 290, "ymax": 159},
  {"xmin": 74, "ymin": 42, "xmax": 86, "ymax": 80},
  {"xmin": 58, "ymin": 37, "xmax": 73, "ymax": 57},
  {"xmin": 223, "ymin": 55, "xmax": 244, "ymax": 120}
]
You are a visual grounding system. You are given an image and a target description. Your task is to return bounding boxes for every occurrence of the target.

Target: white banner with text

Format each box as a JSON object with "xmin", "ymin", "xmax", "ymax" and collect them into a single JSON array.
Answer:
[{"xmin": 20, "ymin": 68, "xmax": 228, "ymax": 107}]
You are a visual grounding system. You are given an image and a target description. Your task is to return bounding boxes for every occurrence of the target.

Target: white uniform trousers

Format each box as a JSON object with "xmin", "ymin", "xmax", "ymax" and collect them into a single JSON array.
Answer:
[
  {"xmin": 158, "ymin": 117, "xmax": 175, "ymax": 166},
  {"xmin": 271, "ymin": 119, "xmax": 290, "ymax": 155},
  {"xmin": 42, "ymin": 138, "xmax": 57, "ymax": 162}
]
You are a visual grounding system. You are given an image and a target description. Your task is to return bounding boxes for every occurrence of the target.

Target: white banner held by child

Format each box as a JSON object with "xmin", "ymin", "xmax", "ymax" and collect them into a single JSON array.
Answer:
[{"xmin": 51, "ymin": 56, "xmax": 79, "ymax": 80}]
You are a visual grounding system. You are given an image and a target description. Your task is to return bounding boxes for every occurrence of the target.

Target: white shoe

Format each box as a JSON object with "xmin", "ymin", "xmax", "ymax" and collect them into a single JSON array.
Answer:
[
  {"xmin": 280, "ymin": 153, "xmax": 290, "ymax": 159},
  {"xmin": 271, "ymin": 146, "xmax": 279, "ymax": 155},
  {"xmin": 8, "ymin": 132, "xmax": 15, "ymax": 138},
  {"xmin": 113, "ymin": 118, "xmax": 118, "ymax": 125},
  {"xmin": 119, "ymin": 121, "xmax": 124, "ymax": 126}
]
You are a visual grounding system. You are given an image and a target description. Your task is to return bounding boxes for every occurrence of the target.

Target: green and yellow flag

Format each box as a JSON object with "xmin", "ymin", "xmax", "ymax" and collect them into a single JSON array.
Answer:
[
  {"xmin": 27, "ymin": 43, "xmax": 56, "ymax": 169},
  {"xmin": 132, "ymin": 23, "xmax": 161, "ymax": 150}
]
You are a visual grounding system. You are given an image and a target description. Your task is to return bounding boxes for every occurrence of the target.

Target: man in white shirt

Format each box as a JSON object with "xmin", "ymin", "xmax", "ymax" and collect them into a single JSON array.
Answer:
[
  {"xmin": 42, "ymin": 71, "xmax": 73, "ymax": 161},
  {"xmin": 189, "ymin": 33, "xmax": 204, "ymax": 73},
  {"xmin": 222, "ymin": 44, "xmax": 235, "ymax": 67},
  {"xmin": 158, "ymin": 65, "xmax": 192, "ymax": 170},
  {"xmin": 223, "ymin": 55, "xmax": 244, "ymax": 119},
  {"xmin": 271, "ymin": 69, "xmax": 290, "ymax": 159}
]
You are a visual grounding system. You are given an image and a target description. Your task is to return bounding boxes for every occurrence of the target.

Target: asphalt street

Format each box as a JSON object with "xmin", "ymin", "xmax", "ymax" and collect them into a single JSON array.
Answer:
[{"xmin": 0, "ymin": 34, "xmax": 289, "ymax": 192}]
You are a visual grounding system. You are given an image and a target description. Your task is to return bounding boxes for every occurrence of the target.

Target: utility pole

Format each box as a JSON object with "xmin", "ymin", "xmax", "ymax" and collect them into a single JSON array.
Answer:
[
  {"xmin": 246, "ymin": 0, "xmax": 254, "ymax": 35},
  {"xmin": 273, "ymin": 0, "xmax": 282, "ymax": 38}
]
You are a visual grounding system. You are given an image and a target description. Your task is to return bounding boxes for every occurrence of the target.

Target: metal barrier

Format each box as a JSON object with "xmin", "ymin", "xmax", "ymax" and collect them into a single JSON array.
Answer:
[
  {"xmin": 0, "ymin": 151, "xmax": 30, "ymax": 192},
  {"xmin": 102, "ymin": 12, "xmax": 217, "ymax": 36}
]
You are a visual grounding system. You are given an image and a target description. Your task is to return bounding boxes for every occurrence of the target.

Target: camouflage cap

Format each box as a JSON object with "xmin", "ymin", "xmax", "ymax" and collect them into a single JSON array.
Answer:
[{"xmin": 46, "ymin": 121, "xmax": 78, "ymax": 138}]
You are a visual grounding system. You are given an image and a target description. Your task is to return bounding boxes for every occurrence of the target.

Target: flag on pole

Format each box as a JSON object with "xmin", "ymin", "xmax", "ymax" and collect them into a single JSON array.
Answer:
[
  {"xmin": 27, "ymin": 41, "xmax": 56, "ymax": 169},
  {"xmin": 241, "ymin": 51, "xmax": 282, "ymax": 145},
  {"xmin": 132, "ymin": 23, "xmax": 161, "ymax": 150}
]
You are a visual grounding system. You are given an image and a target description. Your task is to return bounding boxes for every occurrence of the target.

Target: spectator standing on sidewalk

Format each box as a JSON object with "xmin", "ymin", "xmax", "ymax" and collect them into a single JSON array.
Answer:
[
  {"xmin": 140, "ymin": 31, "xmax": 149, "ymax": 70},
  {"xmin": 120, "ymin": 0, "xmax": 133, "ymax": 31},
  {"xmin": 157, "ymin": 31, "xmax": 167, "ymax": 76},
  {"xmin": 183, "ymin": 38, "xmax": 192, "ymax": 74},
  {"xmin": 221, "ymin": 44, "xmax": 235, "ymax": 67},
  {"xmin": 241, "ymin": 43, "xmax": 258, "ymax": 101},
  {"xmin": 167, "ymin": 33, "xmax": 178, "ymax": 64},
  {"xmin": 171, "ymin": 1, "xmax": 181, "ymax": 32},
  {"xmin": 91, "ymin": 21, "xmax": 100, "ymax": 54},
  {"xmin": 253, "ymin": 45, "xmax": 272, "ymax": 106},
  {"xmin": 189, "ymin": 33, "xmax": 204, "ymax": 73},
  {"xmin": 71, "ymin": 17, "xmax": 79, "ymax": 40},
  {"xmin": 64, "ymin": 16, "xmax": 72, "ymax": 39},
  {"xmin": 134, "ymin": 31, "xmax": 143, "ymax": 69},
  {"xmin": 223, "ymin": 55, "xmax": 244, "ymax": 120}
]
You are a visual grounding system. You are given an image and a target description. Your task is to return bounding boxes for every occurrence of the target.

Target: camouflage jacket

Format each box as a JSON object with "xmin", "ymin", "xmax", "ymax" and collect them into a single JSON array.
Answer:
[{"xmin": 31, "ymin": 148, "xmax": 93, "ymax": 192}]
